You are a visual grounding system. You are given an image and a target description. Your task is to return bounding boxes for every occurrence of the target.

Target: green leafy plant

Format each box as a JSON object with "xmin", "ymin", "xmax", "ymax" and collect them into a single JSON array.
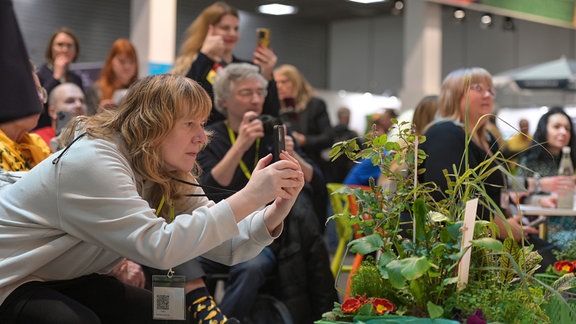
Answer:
[
  {"xmin": 324, "ymin": 117, "xmax": 576, "ymax": 323},
  {"xmin": 554, "ymin": 240, "xmax": 576, "ymax": 261}
]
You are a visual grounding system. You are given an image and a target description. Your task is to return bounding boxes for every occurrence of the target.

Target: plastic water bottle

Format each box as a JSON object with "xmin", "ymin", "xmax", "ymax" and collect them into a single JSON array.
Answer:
[{"xmin": 557, "ymin": 146, "xmax": 574, "ymax": 209}]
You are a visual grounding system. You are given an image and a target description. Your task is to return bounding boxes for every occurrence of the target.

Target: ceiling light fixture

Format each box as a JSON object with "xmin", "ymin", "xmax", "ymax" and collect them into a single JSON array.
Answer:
[
  {"xmin": 453, "ymin": 8, "xmax": 466, "ymax": 22},
  {"xmin": 258, "ymin": 4, "xmax": 298, "ymax": 16},
  {"xmin": 348, "ymin": 0, "xmax": 387, "ymax": 4},
  {"xmin": 392, "ymin": 0, "xmax": 404, "ymax": 15},
  {"xmin": 502, "ymin": 17, "xmax": 515, "ymax": 31},
  {"xmin": 480, "ymin": 13, "xmax": 493, "ymax": 29}
]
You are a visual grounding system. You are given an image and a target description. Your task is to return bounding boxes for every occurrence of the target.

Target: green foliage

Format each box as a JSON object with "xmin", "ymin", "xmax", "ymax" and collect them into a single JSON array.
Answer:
[
  {"xmin": 326, "ymin": 118, "xmax": 560, "ymax": 322},
  {"xmin": 554, "ymin": 240, "xmax": 576, "ymax": 260},
  {"xmin": 445, "ymin": 280, "xmax": 549, "ymax": 323}
]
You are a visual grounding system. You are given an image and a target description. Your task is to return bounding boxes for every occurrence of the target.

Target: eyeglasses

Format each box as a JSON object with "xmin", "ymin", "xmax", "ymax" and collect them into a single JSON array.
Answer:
[
  {"xmin": 469, "ymin": 83, "xmax": 495, "ymax": 97},
  {"xmin": 37, "ymin": 87, "xmax": 48, "ymax": 104},
  {"xmin": 236, "ymin": 89, "xmax": 267, "ymax": 98},
  {"xmin": 55, "ymin": 42, "xmax": 75, "ymax": 49}
]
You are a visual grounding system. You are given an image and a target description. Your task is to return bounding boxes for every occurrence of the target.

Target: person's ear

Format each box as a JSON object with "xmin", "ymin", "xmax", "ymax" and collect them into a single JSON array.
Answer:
[
  {"xmin": 48, "ymin": 106, "xmax": 57, "ymax": 120},
  {"xmin": 221, "ymin": 99, "xmax": 229, "ymax": 111}
]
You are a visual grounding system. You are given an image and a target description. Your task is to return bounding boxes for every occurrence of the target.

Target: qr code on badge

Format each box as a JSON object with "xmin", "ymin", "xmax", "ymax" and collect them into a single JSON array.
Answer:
[{"xmin": 156, "ymin": 294, "xmax": 170, "ymax": 310}]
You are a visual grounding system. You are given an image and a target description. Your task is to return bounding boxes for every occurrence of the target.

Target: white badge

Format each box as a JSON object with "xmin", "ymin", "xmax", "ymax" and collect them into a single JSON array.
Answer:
[{"xmin": 152, "ymin": 274, "xmax": 186, "ymax": 320}]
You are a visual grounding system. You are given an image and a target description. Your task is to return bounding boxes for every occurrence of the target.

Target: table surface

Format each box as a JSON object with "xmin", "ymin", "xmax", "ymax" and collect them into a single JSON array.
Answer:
[{"xmin": 518, "ymin": 204, "xmax": 576, "ymax": 216}]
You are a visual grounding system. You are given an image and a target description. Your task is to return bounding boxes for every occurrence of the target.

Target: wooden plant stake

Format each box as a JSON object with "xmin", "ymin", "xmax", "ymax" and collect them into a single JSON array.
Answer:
[{"xmin": 457, "ymin": 198, "xmax": 478, "ymax": 291}]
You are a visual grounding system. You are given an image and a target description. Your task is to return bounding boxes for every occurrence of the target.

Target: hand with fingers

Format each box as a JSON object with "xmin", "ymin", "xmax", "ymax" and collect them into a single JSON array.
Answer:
[
  {"xmin": 253, "ymin": 46, "xmax": 277, "ymax": 80},
  {"xmin": 200, "ymin": 25, "xmax": 225, "ymax": 63}
]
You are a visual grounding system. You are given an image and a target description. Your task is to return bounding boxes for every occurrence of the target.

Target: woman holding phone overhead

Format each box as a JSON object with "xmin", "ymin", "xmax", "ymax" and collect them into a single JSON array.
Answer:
[
  {"xmin": 0, "ymin": 73, "xmax": 304, "ymax": 323},
  {"xmin": 172, "ymin": 1, "xmax": 280, "ymax": 124}
]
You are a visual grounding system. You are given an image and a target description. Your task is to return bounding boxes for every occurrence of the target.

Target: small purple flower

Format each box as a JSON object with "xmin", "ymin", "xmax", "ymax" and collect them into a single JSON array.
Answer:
[{"xmin": 466, "ymin": 309, "xmax": 486, "ymax": 324}]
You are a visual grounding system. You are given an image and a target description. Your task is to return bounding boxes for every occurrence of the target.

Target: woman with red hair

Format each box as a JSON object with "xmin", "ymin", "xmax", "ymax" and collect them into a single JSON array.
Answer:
[{"xmin": 87, "ymin": 38, "xmax": 138, "ymax": 114}]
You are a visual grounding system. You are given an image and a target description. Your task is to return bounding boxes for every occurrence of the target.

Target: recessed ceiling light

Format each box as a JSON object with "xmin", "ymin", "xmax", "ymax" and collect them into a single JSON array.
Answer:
[
  {"xmin": 348, "ymin": 0, "xmax": 387, "ymax": 4},
  {"xmin": 258, "ymin": 4, "xmax": 298, "ymax": 15}
]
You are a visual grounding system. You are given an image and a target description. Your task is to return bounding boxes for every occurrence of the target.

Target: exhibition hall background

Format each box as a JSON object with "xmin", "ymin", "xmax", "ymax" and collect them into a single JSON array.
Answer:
[{"xmin": 13, "ymin": 0, "xmax": 576, "ymax": 132}]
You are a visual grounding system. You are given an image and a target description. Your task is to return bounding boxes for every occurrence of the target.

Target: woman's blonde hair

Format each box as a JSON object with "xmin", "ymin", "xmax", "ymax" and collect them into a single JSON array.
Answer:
[
  {"xmin": 65, "ymin": 74, "xmax": 212, "ymax": 213},
  {"xmin": 412, "ymin": 95, "xmax": 438, "ymax": 135},
  {"xmin": 273, "ymin": 64, "xmax": 314, "ymax": 112},
  {"xmin": 438, "ymin": 67, "xmax": 493, "ymax": 139},
  {"xmin": 171, "ymin": 2, "xmax": 239, "ymax": 75}
]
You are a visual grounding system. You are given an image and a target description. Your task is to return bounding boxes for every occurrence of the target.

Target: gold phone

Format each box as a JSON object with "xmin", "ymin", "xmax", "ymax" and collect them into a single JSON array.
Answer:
[{"xmin": 257, "ymin": 28, "xmax": 270, "ymax": 48}]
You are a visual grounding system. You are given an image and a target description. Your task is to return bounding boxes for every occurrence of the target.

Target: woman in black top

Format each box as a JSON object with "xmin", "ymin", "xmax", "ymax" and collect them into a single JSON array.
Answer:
[
  {"xmin": 37, "ymin": 27, "xmax": 83, "ymax": 129},
  {"xmin": 420, "ymin": 67, "xmax": 556, "ymax": 269}
]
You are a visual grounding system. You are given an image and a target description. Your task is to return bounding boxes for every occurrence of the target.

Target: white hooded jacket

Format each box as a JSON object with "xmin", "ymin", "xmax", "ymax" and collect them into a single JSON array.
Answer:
[{"xmin": 0, "ymin": 134, "xmax": 277, "ymax": 304}]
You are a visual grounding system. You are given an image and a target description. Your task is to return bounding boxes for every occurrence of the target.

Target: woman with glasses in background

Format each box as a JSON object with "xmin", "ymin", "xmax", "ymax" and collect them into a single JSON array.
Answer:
[
  {"xmin": 37, "ymin": 27, "xmax": 84, "ymax": 129},
  {"xmin": 420, "ymin": 67, "xmax": 557, "ymax": 271}
]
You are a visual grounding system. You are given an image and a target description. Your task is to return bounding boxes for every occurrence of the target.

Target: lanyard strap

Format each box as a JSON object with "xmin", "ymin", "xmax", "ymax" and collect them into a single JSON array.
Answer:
[
  {"xmin": 156, "ymin": 195, "xmax": 175, "ymax": 222},
  {"xmin": 226, "ymin": 121, "xmax": 260, "ymax": 180},
  {"xmin": 156, "ymin": 196, "xmax": 175, "ymax": 277}
]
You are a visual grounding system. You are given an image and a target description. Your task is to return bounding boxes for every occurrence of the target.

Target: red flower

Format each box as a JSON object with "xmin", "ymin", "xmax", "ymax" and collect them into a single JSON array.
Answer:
[
  {"xmin": 371, "ymin": 297, "xmax": 396, "ymax": 315},
  {"xmin": 554, "ymin": 260, "xmax": 574, "ymax": 274},
  {"xmin": 341, "ymin": 295, "xmax": 397, "ymax": 315},
  {"xmin": 341, "ymin": 297, "xmax": 365, "ymax": 314}
]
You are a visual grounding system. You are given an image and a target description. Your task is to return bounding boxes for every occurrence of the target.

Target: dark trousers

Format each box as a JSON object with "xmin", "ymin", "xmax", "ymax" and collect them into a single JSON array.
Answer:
[
  {"xmin": 198, "ymin": 247, "xmax": 276, "ymax": 320},
  {"xmin": 0, "ymin": 274, "xmax": 152, "ymax": 324}
]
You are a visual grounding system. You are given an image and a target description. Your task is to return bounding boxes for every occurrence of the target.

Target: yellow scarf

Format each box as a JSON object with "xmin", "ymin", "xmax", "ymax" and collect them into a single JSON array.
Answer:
[{"xmin": 0, "ymin": 129, "xmax": 51, "ymax": 171}]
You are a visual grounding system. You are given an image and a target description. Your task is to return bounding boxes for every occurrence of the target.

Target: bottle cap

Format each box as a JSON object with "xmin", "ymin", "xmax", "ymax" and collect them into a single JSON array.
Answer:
[{"xmin": 563, "ymin": 146, "xmax": 571, "ymax": 154}]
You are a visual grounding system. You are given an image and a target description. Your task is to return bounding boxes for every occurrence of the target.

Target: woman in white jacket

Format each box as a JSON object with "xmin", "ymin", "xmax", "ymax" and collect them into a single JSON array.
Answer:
[{"xmin": 0, "ymin": 73, "xmax": 304, "ymax": 323}]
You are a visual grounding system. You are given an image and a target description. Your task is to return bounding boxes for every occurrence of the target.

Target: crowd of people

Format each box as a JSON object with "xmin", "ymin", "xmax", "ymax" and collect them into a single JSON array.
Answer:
[{"xmin": 1, "ymin": 0, "xmax": 575, "ymax": 323}]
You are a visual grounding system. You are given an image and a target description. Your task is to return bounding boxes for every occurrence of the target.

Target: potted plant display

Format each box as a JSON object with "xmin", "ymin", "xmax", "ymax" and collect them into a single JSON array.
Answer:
[{"xmin": 320, "ymin": 117, "xmax": 576, "ymax": 323}]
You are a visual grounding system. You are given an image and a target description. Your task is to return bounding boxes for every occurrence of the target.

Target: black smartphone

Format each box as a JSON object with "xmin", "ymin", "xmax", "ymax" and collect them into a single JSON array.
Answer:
[
  {"xmin": 273, "ymin": 125, "xmax": 285, "ymax": 162},
  {"xmin": 257, "ymin": 28, "xmax": 270, "ymax": 48},
  {"xmin": 56, "ymin": 111, "xmax": 73, "ymax": 134}
]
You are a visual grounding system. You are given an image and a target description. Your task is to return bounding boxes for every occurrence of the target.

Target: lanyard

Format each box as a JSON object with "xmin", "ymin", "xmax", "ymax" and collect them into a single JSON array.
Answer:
[
  {"xmin": 226, "ymin": 121, "xmax": 260, "ymax": 180},
  {"xmin": 156, "ymin": 195, "xmax": 175, "ymax": 222}
]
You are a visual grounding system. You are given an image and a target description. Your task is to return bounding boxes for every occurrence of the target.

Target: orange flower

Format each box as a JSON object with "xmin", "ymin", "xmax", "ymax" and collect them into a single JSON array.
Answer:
[
  {"xmin": 371, "ymin": 297, "xmax": 396, "ymax": 315},
  {"xmin": 554, "ymin": 260, "xmax": 574, "ymax": 274}
]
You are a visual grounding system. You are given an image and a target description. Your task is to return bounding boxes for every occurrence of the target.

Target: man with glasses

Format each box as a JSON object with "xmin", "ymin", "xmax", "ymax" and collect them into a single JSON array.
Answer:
[{"xmin": 196, "ymin": 63, "xmax": 337, "ymax": 323}]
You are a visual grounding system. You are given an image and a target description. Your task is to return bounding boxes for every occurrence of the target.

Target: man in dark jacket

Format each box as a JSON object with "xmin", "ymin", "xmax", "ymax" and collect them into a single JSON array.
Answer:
[{"xmin": 197, "ymin": 63, "xmax": 337, "ymax": 324}]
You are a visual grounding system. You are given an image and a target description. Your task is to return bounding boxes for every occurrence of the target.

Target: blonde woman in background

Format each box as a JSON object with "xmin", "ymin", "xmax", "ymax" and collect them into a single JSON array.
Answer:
[
  {"xmin": 274, "ymin": 64, "xmax": 333, "ymax": 230},
  {"xmin": 411, "ymin": 95, "xmax": 439, "ymax": 136},
  {"xmin": 172, "ymin": 1, "xmax": 279, "ymax": 124},
  {"xmin": 273, "ymin": 64, "xmax": 333, "ymax": 176},
  {"xmin": 420, "ymin": 67, "xmax": 557, "ymax": 271}
]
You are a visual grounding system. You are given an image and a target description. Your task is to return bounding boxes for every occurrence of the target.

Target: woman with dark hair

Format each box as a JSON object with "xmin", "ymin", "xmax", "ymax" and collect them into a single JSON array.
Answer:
[
  {"xmin": 519, "ymin": 107, "xmax": 576, "ymax": 174},
  {"xmin": 37, "ymin": 27, "xmax": 83, "ymax": 128},
  {"xmin": 86, "ymin": 38, "xmax": 138, "ymax": 114},
  {"xmin": 517, "ymin": 107, "xmax": 576, "ymax": 247}
]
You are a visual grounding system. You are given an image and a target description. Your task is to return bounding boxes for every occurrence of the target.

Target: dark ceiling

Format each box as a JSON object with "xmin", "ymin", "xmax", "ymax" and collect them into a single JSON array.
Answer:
[{"xmin": 197, "ymin": 0, "xmax": 402, "ymax": 22}]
